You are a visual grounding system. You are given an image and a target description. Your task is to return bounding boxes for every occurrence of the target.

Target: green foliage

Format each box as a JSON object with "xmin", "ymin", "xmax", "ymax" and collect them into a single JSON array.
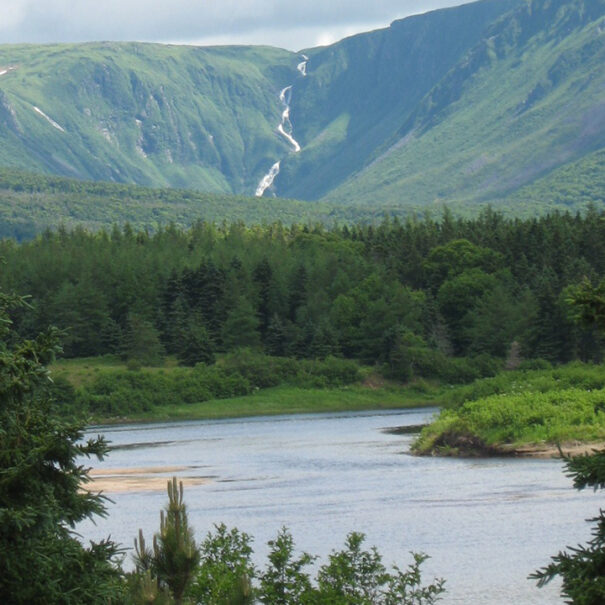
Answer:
[
  {"xmin": 192, "ymin": 524, "xmax": 255, "ymax": 605},
  {"xmin": 1, "ymin": 210, "xmax": 604, "ymax": 406},
  {"xmin": 0, "ymin": 291, "xmax": 124, "ymax": 603},
  {"xmin": 177, "ymin": 321, "xmax": 215, "ymax": 367},
  {"xmin": 570, "ymin": 278, "xmax": 605, "ymax": 333},
  {"xmin": 443, "ymin": 362, "xmax": 605, "ymax": 409},
  {"xmin": 316, "ymin": 533, "xmax": 445, "ymax": 605},
  {"xmin": 414, "ymin": 362, "xmax": 605, "ymax": 454},
  {"xmin": 73, "ymin": 351, "xmax": 363, "ymax": 417},
  {"xmin": 221, "ymin": 298, "xmax": 262, "ymax": 351},
  {"xmin": 530, "ymin": 267, "xmax": 605, "ymax": 603},
  {"xmin": 77, "ymin": 365, "xmax": 252, "ymax": 415},
  {"xmin": 255, "ymin": 529, "xmax": 445, "ymax": 605},
  {"xmin": 258, "ymin": 528, "xmax": 316, "ymax": 604},
  {"xmin": 420, "ymin": 386, "xmax": 605, "ymax": 452},
  {"xmin": 134, "ymin": 478, "xmax": 200, "ymax": 604},
  {"xmin": 123, "ymin": 313, "xmax": 166, "ymax": 366},
  {"xmin": 130, "ymin": 485, "xmax": 445, "ymax": 605},
  {"xmin": 424, "ymin": 239, "xmax": 504, "ymax": 284},
  {"xmin": 0, "ymin": 169, "xmax": 334, "ymax": 237},
  {"xmin": 389, "ymin": 344, "xmax": 501, "ymax": 385}
]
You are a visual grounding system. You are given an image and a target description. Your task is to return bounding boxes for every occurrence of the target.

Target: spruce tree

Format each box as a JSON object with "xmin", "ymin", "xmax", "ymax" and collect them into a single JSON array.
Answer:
[{"xmin": 0, "ymin": 291, "xmax": 124, "ymax": 603}]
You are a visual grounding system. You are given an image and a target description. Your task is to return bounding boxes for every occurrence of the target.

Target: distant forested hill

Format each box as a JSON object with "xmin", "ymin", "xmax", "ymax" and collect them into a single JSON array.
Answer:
[{"xmin": 0, "ymin": 0, "xmax": 603, "ymax": 214}]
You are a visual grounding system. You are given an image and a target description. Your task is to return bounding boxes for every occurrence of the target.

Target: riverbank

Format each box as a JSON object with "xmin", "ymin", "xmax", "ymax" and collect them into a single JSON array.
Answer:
[
  {"xmin": 49, "ymin": 353, "xmax": 444, "ymax": 425},
  {"xmin": 414, "ymin": 434, "xmax": 605, "ymax": 459},
  {"xmin": 412, "ymin": 362, "xmax": 605, "ymax": 457},
  {"xmin": 500, "ymin": 441, "xmax": 605, "ymax": 458},
  {"xmin": 89, "ymin": 384, "xmax": 441, "ymax": 425}
]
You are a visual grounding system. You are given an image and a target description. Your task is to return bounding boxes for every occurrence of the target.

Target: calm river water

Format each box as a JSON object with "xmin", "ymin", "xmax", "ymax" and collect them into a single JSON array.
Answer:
[{"xmin": 80, "ymin": 408, "xmax": 602, "ymax": 604}]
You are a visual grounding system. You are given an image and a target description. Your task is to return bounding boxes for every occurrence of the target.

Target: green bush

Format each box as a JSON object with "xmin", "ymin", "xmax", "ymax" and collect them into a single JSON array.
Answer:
[
  {"xmin": 415, "ymin": 381, "xmax": 605, "ymax": 454},
  {"xmin": 73, "ymin": 352, "xmax": 363, "ymax": 416},
  {"xmin": 405, "ymin": 347, "xmax": 501, "ymax": 384}
]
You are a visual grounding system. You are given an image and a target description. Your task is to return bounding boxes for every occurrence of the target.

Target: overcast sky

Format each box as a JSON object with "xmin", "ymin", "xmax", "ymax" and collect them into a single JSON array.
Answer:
[{"xmin": 1, "ymin": 0, "xmax": 469, "ymax": 50}]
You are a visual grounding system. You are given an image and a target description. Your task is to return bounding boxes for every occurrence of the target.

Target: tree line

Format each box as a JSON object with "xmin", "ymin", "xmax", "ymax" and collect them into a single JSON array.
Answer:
[{"xmin": 1, "ymin": 207, "xmax": 603, "ymax": 378}]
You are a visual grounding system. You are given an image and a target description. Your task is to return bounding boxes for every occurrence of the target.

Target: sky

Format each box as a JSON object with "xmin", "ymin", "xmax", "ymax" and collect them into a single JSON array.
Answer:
[{"xmin": 1, "ymin": 0, "xmax": 469, "ymax": 51}]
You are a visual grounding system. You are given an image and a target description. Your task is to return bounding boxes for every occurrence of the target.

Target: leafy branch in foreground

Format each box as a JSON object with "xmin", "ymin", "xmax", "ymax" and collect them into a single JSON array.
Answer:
[
  {"xmin": 530, "ymin": 448, "xmax": 605, "ymax": 604},
  {"xmin": 130, "ymin": 479, "xmax": 445, "ymax": 604},
  {"xmin": 532, "ymin": 278, "xmax": 605, "ymax": 604}
]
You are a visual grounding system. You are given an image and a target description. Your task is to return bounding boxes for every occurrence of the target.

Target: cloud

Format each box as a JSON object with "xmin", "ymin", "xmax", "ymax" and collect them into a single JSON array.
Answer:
[{"xmin": 1, "ymin": 0, "xmax": 466, "ymax": 50}]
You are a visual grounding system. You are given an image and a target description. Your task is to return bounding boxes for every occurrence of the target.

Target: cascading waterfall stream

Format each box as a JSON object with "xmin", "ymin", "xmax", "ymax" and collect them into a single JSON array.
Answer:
[
  {"xmin": 255, "ymin": 54, "xmax": 308, "ymax": 197},
  {"xmin": 277, "ymin": 86, "xmax": 301, "ymax": 153},
  {"xmin": 297, "ymin": 54, "xmax": 309, "ymax": 76}
]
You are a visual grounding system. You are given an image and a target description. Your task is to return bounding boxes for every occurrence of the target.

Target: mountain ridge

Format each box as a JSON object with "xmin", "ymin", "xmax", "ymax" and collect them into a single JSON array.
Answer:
[{"xmin": 0, "ymin": 0, "xmax": 603, "ymax": 216}]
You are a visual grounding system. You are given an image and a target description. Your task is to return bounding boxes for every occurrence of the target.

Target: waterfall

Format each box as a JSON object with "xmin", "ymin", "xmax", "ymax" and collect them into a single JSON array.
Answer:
[
  {"xmin": 255, "ymin": 161, "xmax": 281, "ymax": 197},
  {"xmin": 255, "ymin": 55, "xmax": 308, "ymax": 197}
]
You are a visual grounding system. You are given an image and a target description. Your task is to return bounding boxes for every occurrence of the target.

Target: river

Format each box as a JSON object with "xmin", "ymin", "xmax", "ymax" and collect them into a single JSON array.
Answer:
[{"xmin": 79, "ymin": 408, "xmax": 601, "ymax": 603}]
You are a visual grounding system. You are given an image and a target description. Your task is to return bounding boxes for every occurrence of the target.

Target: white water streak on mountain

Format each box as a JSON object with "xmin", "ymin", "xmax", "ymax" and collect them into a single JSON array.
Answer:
[
  {"xmin": 0, "ymin": 66, "xmax": 16, "ymax": 76},
  {"xmin": 297, "ymin": 54, "xmax": 308, "ymax": 76},
  {"xmin": 255, "ymin": 55, "xmax": 308, "ymax": 197},
  {"xmin": 255, "ymin": 160, "xmax": 281, "ymax": 197},
  {"xmin": 278, "ymin": 85, "xmax": 301, "ymax": 152},
  {"xmin": 32, "ymin": 106, "xmax": 65, "ymax": 132}
]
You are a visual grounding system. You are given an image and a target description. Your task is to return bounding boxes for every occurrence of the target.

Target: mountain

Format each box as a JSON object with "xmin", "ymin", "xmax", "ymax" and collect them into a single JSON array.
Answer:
[
  {"xmin": 0, "ymin": 0, "xmax": 603, "ymax": 215},
  {"xmin": 0, "ymin": 43, "xmax": 298, "ymax": 194},
  {"xmin": 279, "ymin": 0, "xmax": 520, "ymax": 199},
  {"xmin": 311, "ymin": 0, "xmax": 605, "ymax": 209}
]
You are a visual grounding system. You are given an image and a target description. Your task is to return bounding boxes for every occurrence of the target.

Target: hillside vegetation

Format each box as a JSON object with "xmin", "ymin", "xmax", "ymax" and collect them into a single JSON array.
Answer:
[
  {"xmin": 0, "ymin": 168, "xmax": 332, "ymax": 240},
  {"xmin": 321, "ymin": 0, "xmax": 605, "ymax": 209},
  {"xmin": 0, "ymin": 42, "xmax": 297, "ymax": 194},
  {"xmin": 0, "ymin": 0, "xmax": 603, "ymax": 214}
]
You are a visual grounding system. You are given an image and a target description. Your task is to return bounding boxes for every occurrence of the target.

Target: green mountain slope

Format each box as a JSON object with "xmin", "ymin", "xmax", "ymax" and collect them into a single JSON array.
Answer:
[
  {"xmin": 0, "ymin": 43, "xmax": 297, "ymax": 194},
  {"xmin": 0, "ymin": 0, "xmax": 603, "ymax": 215},
  {"xmin": 277, "ymin": 0, "xmax": 521, "ymax": 199},
  {"xmin": 319, "ymin": 0, "xmax": 605, "ymax": 208}
]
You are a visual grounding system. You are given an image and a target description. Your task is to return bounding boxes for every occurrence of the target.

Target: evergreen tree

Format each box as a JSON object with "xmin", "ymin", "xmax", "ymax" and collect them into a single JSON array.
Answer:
[
  {"xmin": 221, "ymin": 298, "xmax": 262, "ymax": 351},
  {"xmin": 134, "ymin": 478, "xmax": 199, "ymax": 605},
  {"xmin": 253, "ymin": 258, "xmax": 275, "ymax": 339},
  {"xmin": 265, "ymin": 313, "xmax": 288, "ymax": 357},
  {"xmin": 0, "ymin": 291, "xmax": 124, "ymax": 604},
  {"xmin": 531, "ymin": 449, "xmax": 605, "ymax": 603},
  {"xmin": 288, "ymin": 264, "xmax": 308, "ymax": 322},
  {"xmin": 176, "ymin": 319, "xmax": 215, "ymax": 367},
  {"xmin": 123, "ymin": 313, "xmax": 165, "ymax": 366}
]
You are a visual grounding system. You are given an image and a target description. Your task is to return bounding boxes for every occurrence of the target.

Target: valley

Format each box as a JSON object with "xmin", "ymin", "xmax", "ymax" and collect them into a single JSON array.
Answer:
[
  {"xmin": 0, "ymin": 0, "xmax": 602, "ymax": 216},
  {"xmin": 1, "ymin": 1, "xmax": 605, "ymax": 603}
]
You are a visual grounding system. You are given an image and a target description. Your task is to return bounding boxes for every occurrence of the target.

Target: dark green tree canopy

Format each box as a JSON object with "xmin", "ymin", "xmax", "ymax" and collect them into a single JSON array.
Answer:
[{"xmin": 0, "ymin": 291, "xmax": 123, "ymax": 604}]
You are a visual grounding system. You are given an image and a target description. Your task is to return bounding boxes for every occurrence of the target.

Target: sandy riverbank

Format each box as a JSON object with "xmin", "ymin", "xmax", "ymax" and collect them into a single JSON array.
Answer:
[
  {"xmin": 500, "ymin": 441, "xmax": 605, "ymax": 459},
  {"xmin": 86, "ymin": 466, "xmax": 212, "ymax": 493}
]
